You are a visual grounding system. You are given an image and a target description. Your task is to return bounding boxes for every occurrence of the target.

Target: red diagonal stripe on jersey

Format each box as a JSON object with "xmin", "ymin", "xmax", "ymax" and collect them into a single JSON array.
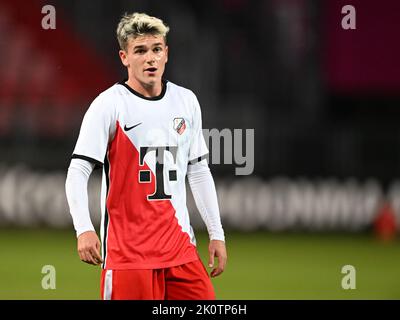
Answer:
[{"xmin": 103, "ymin": 121, "xmax": 198, "ymax": 269}]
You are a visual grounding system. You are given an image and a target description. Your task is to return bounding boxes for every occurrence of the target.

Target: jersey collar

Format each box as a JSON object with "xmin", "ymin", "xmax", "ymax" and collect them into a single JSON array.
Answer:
[{"xmin": 118, "ymin": 79, "xmax": 168, "ymax": 101}]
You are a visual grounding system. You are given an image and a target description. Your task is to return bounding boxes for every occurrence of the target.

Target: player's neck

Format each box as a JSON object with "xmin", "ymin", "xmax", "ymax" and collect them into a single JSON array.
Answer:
[{"xmin": 126, "ymin": 78, "xmax": 163, "ymax": 98}]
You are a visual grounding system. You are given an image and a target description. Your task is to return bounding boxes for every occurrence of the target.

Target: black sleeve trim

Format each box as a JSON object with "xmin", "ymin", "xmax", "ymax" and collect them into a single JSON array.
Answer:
[
  {"xmin": 188, "ymin": 154, "xmax": 208, "ymax": 165},
  {"xmin": 71, "ymin": 154, "xmax": 103, "ymax": 167}
]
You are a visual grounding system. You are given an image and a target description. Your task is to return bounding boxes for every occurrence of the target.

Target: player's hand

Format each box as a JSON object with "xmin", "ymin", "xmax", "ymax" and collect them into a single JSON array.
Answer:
[
  {"xmin": 77, "ymin": 231, "xmax": 103, "ymax": 265},
  {"xmin": 208, "ymin": 240, "xmax": 227, "ymax": 277}
]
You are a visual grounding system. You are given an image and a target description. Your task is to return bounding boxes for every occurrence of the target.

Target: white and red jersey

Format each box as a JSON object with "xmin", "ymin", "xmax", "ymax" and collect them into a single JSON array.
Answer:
[{"xmin": 72, "ymin": 80, "xmax": 209, "ymax": 270}]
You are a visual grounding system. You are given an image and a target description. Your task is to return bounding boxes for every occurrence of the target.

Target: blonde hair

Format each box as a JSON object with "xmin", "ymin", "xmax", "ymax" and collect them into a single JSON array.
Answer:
[{"xmin": 116, "ymin": 12, "xmax": 170, "ymax": 50}]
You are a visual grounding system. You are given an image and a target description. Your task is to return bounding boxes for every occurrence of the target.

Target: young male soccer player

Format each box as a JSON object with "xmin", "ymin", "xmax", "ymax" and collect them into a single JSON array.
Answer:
[{"xmin": 65, "ymin": 12, "xmax": 227, "ymax": 300}]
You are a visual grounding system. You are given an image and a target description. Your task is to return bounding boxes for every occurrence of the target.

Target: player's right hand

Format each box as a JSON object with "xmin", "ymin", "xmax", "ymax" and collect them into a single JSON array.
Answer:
[{"xmin": 77, "ymin": 231, "xmax": 103, "ymax": 265}]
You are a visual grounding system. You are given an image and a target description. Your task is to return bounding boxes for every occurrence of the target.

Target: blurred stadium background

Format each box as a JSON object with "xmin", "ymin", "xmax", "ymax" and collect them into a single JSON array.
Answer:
[{"xmin": 1, "ymin": 0, "xmax": 400, "ymax": 299}]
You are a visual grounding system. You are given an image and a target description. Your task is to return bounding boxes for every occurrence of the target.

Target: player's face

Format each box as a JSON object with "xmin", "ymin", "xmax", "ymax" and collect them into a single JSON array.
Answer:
[{"xmin": 119, "ymin": 34, "xmax": 168, "ymax": 88}]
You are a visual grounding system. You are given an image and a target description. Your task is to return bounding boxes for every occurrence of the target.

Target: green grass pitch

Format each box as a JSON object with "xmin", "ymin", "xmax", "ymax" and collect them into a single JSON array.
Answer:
[{"xmin": 1, "ymin": 228, "xmax": 400, "ymax": 299}]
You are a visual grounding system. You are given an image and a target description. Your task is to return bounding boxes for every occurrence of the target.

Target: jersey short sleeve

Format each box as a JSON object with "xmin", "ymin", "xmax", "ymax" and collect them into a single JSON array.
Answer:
[
  {"xmin": 72, "ymin": 93, "xmax": 116, "ymax": 166},
  {"xmin": 188, "ymin": 93, "xmax": 209, "ymax": 164}
]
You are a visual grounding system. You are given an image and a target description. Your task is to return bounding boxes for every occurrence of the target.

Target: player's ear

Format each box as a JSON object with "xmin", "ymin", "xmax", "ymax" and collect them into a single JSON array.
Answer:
[
  {"xmin": 165, "ymin": 45, "xmax": 168, "ymax": 63},
  {"xmin": 119, "ymin": 50, "xmax": 129, "ymax": 67}
]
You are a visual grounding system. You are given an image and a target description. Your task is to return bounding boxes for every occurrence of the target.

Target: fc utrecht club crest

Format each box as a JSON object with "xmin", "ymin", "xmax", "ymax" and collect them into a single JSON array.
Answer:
[{"xmin": 173, "ymin": 118, "xmax": 186, "ymax": 135}]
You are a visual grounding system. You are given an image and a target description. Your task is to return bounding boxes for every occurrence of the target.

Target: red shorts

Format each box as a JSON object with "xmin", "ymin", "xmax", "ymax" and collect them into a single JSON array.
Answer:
[{"xmin": 100, "ymin": 259, "xmax": 215, "ymax": 300}]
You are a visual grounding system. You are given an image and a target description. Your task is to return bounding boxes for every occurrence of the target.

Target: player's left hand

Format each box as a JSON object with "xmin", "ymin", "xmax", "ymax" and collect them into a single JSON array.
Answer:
[{"xmin": 208, "ymin": 240, "xmax": 227, "ymax": 277}]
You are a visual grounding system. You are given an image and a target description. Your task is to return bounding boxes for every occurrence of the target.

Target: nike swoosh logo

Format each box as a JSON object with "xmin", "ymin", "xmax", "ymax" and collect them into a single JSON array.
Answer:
[{"xmin": 124, "ymin": 122, "xmax": 142, "ymax": 131}]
